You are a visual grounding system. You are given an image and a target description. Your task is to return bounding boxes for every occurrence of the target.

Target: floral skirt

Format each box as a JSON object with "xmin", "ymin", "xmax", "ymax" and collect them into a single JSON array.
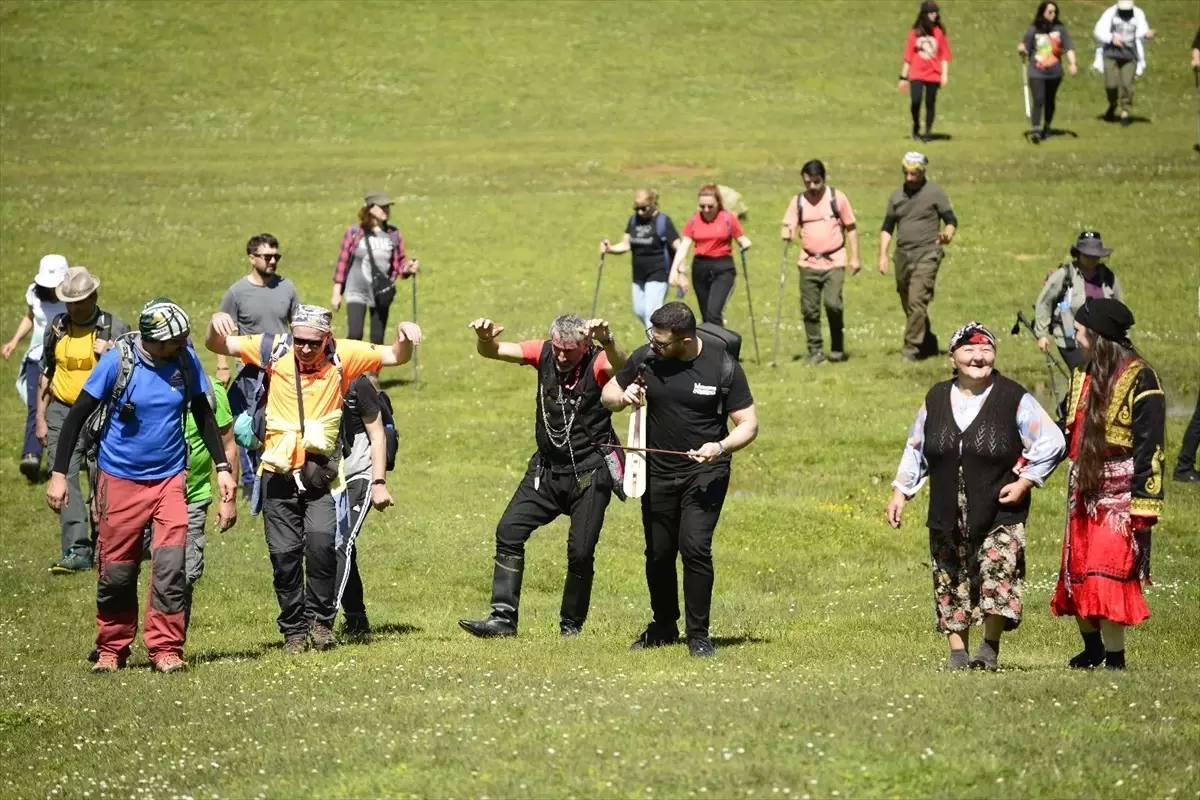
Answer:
[
  {"xmin": 930, "ymin": 522, "xmax": 1026, "ymax": 634},
  {"xmin": 1050, "ymin": 460, "xmax": 1149, "ymax": 626}
]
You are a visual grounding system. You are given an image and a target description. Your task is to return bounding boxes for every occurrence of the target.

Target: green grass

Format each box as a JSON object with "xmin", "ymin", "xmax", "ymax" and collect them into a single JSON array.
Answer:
[{"xmin": 2, "ymin": 0, "xmax": 1199, "ymax": 797}]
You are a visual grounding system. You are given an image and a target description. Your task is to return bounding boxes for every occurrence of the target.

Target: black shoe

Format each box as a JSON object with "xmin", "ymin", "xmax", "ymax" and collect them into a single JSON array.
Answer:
[
  {"xmin": 1041, "ymin": 128, "xmax": 1053, "ymax": 140},
  {"xmin": 827, "ymin": 351, "xmax": 847, "ymax": 363},
  {"xmin": 1172, "ymin": 470, "xmax": 1200, "ymax": 483},
  {"xmin": 460, "ymin": 554, "xmax": 525, "ymax": 639},
  {"xmin": 560, "ymin": 621, "xmax": 583, "ymax": 637},
  {"xmin": 559, "ymin": 571, "xmax": 592, "ymax": 638},
  {"xmin": 342, "ymin": 613, "xmax": 371, "ymax": 636},
  {"xmin": 1103, "ymin": 107, "xmax": 1117, "ymax": 122},
  {"xmin": 1030, "ymin": 130, "xmax": 1041, "ymax": 144},
  {"xmin": 629, "ymin": 623, "xmax": 679, "ymax": 650},
  {"xmin": 458, "ymin": 617, "xmax": 517, "ymax": 638},
  {"xmin": 688, "ymin": 637, "xmax": 717, "ymax": 658},
  {"xmin": 19, "ymin": 454, "xmax": 40, "ymax": 482},
  {"xmin": 911, "ymin": 131, "xmax": 921, "ymax": 141},
  {"xmin": 920, "ymin": 131, "xmax": 932, "ymax": 143}
]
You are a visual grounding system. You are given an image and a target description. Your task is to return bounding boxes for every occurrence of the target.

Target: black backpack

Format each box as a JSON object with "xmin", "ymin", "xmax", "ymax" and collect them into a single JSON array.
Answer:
[
  {"xmin": 696, "ymin": 323, "xmax": 740, "ymax": 415},
  {"xmin": 377, "ymin": 389, "xmax": 399, "ymax": 472}
]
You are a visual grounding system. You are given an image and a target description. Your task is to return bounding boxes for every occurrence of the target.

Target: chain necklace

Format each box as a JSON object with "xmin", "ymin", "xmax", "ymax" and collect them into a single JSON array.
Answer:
[{"xmin": 539, "ymin": 381, "xmax": 580, "ymax": 475}]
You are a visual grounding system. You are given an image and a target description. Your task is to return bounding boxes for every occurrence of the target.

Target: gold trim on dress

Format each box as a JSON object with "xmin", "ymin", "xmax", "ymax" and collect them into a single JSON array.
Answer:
[
  {"xmin": 1131, "ymin": 497, "xmax": 1162, "ymax": 517},
  {"xmin": 1144, "ymin": 444, "xmax": 1164, "ymax": 497}
]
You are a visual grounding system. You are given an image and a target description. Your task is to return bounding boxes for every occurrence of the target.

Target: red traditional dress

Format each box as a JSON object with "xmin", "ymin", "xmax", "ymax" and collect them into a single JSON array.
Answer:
[{"xmin": 1051, "ymin": 359, "xmax": 1165, "ymax": 625}]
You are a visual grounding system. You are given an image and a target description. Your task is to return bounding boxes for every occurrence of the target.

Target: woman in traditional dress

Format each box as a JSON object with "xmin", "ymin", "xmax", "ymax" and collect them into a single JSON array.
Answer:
[
  {"xmin": 887, "ymin": 322, "xmax": 1065, "ymax": 671},
  {"xmin": 1051, "ymin": 298, "xmax": 1164, "ymax": 670}
]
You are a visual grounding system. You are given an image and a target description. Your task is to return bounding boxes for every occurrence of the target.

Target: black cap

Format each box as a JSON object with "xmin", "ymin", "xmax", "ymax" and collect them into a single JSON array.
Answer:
[
  {"xmin": 1075, "ymin": 297, "xmax": 1135, "ymax": 345},
  {"xmin": 921, "ymin": 1, "xmax": 939, "ymax": 12}
]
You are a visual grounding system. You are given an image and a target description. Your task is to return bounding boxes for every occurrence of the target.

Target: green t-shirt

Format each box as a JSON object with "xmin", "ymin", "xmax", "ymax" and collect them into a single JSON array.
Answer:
[
  {"xmin": 184, "ymin": 376, "xmax": 232, "ymax": 504},
  {"xmin": 884, "ymin": 180, "xmax": 953, "ymax": 253}
]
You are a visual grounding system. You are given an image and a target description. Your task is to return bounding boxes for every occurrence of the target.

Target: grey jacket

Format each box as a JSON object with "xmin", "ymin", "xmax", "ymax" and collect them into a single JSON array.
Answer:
[{"xmin": 1033, "ymin": 262, "xmax": 1123, "ymax": 349}]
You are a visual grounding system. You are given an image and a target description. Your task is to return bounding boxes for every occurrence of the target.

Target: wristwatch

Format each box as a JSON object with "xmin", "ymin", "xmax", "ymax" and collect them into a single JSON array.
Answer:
[
  {"xmin": 215, "ymin": 463, "xmax": 233, "ymax": 474},
  {"xmin": 716, "ymin": 442, "xmax": 727, "ymax": 456},
  {"xmin": 899, "ymin": 75, "xmax": 909, "ymax": 81}
]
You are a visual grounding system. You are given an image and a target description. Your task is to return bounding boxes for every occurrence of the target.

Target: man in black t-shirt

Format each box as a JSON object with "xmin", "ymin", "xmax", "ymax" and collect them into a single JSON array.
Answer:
[
  {"xmin": 459, "ymin": 314, "xmax": 627, "ymax": 639},
  {"xmin": 602, "ymin": 302, "xmax": 758, "ymax": 657}
]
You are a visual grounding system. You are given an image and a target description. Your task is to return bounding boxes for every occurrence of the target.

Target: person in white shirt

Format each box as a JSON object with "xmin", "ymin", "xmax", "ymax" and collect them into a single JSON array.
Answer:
[{"xmin": 1092, "ymin": 0, "xmax": 1154, "ymax": 125}]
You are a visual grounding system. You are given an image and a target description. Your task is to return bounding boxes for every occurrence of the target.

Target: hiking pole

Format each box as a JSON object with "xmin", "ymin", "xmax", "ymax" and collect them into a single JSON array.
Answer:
[
  {"xmin": 1193, "ymin": 67, "xmax": 1199, "ymax": 152},
  {"xmin": 1021, "ymin": 55, "xmax": 1032, "ymax": 129},
  {"xmin": 1011, "ymin": 310, "xmax": 1069, "ymax": 397},
  {"xmin": 738, "ymin": 246, "xmax": 761, "ymax": 364},
  {"xmin": 590, "ymin": 253, "xmax": 606, "ymax": 318},
  {"xmin": 770, "ymin": 241, "xmax": 791, "ymax": 367},
  {"xmin": 411, "ymin": 274, "xmax": 420, "ymax": 390}
]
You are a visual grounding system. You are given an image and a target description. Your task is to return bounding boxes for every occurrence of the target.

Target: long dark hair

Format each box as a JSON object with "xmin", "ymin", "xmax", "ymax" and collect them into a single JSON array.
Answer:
[
  {"xmin": 912, "ymin": 5, "xmax": 945, "ymax": 34},
  {"xmin": 32, "ymin": 284, "xmax": 59, "ymax": 304},
  {"xmin": 1075, "ymin": 336, "xmax": 1139, "ymax": 498},
  {"xmin": 1032, "ymin": 2, "xmax": 1062, "ymax": 32}
]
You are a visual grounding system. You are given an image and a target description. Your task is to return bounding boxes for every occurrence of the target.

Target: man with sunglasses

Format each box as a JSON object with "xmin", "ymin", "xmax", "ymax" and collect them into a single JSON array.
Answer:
[
  {"xmin": 217, "ymin": 233, "xmax": 299, "ymax": 495},
  {"xmin": 205, "ymin": 304, "xmax": 421, "ymax": 654},
  {"xmin": 601, "ymin": 302, "xmax": 758, "ymax": 657},
  {"xmin": 46, "ymin": 299, "xmax": 235, "ymax": 674},
  {"xmin": 459, "ymin": 314, "xmax": 626, "ymax": 639}
]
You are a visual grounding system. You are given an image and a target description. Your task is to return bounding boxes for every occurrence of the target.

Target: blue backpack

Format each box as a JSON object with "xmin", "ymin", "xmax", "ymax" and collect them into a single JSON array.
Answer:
[{"xmin": 628, "ymin": 211, "xmax": 672, "ymax": 271}]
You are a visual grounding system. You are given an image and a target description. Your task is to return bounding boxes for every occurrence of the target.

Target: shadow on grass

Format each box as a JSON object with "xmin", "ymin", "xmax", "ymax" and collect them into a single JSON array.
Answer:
[
  {"xmin": 367, "ymin": 622, "xmax": 423, "ymax": 637},
  {"xmin": 1024, "ymin": 128, "xmax": 1080, "ymax": 143},
  {"xmin": 712, "ymin": 635, "xmax": 770, "ymax": 648},
  {"xmin": 190, "ymin": 641, "xmax": 280, "ymax": 664},
  {"xmin": 1094, "ymin": 114, "xmax": 1151, "ymax": 124},
  {"xmin": 377, "ymin": 376, "xmax": 419, "ymax": 391}
]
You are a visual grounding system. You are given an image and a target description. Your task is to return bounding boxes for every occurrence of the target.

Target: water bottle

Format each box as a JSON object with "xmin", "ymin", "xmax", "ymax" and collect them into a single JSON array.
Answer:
[{"xmin": 1058, "ymin": 287, "xmax": 1074, "ymax": 346}]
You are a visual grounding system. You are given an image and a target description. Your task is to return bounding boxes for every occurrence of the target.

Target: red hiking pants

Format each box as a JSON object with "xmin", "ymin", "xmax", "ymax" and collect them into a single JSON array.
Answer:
[{"xmin": 93, "ymin": 471, "xmax": 188, "ymax": 660}]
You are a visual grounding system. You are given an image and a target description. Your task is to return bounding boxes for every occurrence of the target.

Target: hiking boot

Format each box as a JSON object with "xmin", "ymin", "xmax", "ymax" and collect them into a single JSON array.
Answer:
[
  {"xmin": 90, "ymin": 652, "xmax": 121, "ymax": 674},
  {"xmin": 342, "ymin": 613, "xmax": 371, "ymax": 636},
  {"xmin": 283, "ymin": 634, "xmax": 308, "ymax": 655},
  {"xmin": 629, "ymin": 623, "xmax": 679, "ymax": 650},
  {"xmin": 827, "ymin": 351, "xmax": 847, "ymax": 363},
  {"xmin": 50, "ymin": 551, "xmax": 93, "ymax": 575},
  {"xmin": 151, "ymin": 654, "xmax": 189, "ymax": 674},
  {"xmin": 688, "ymin": 637, "xmax": 717, "ymax": 658},
  {"xmin": 806, "ymin": 351, "xmax": 826, "ymax": 366},
  {"xmin": 87, "ymin": 647, "xmax": 129, "ymax": 668},
  {"xmin": 19, "ymin": 454, "xmax": 40, "ymax": 482},
  {"xmin": 309, "ymin": 622, "xmax": 338, "ymax": 651}
]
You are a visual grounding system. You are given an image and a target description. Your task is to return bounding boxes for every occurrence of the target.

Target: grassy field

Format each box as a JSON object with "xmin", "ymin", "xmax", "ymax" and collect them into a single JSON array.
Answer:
[{"xmin": 2, "ymin": 0, "xmax": 1199, "ymax": 797}]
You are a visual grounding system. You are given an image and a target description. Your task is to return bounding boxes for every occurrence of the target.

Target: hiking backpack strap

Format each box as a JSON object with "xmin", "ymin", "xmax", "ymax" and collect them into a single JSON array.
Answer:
[
  {"xmin": 94, "ymin": 312, "xmax": 113, "ymax": 343},
  {"xmin": 82, "ymin": 333, "xmax": 139, "ymax": 458},
  {"xmin": 717, "ymin": 351, "xmax": 736, "ymax": 417},
  {"xmin": 828, "ymin": 186, "xmax": 841, "ymax": 227},
  {"xmin": 654, "ymin": 212, "xmax": 671, "ymax": 270}
]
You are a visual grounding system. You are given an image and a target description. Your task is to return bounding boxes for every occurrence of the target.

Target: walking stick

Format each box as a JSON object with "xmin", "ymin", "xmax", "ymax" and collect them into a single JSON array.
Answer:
[
  {"xmin": 1193, "ymin": 67, "xmax": 1200, "ymax": 152},
  {"xmin": 411, "ymin": 274, "xmax": 420, "ymax": 390},
  {"xmin": 738, "ymin": 246, "xmax": 761, "ymax": 364},
  {"xmin": 590, "ymin": 253, "xmax": 606, "ymax": 318},
  {"xmin": 1021, "ymin": 55, "xmax": 1032, "ymax": 128},
  {"xmin": 770, "ymin": 241, "xmax": 791, "ymax": 367}
]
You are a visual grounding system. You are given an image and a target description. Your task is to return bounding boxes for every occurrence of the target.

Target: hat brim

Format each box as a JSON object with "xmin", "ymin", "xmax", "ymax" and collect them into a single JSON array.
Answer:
[
  {"xmin": 1071, "ymin": 244, "xmax": 1113, "ymax": 258},
  {"xmin": 34, "ymin": 274, "xmax": 64, "ymax": 288},
  {"xmin": 56, "ymin": 280, "xmax": 100, "ymax": 302}
]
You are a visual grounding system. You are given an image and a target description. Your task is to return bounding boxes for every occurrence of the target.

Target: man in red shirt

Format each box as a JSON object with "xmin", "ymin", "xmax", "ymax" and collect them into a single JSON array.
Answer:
[{"xmin": 459, "ymin": 314, "xmax": 627, "ymax": 639}]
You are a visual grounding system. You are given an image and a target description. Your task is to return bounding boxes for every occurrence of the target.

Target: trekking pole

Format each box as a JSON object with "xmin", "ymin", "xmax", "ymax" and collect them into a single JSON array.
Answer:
[
  {"xmin": 770, "ymin": 241, "xmax": 791, "ymax": 367},
  {"xmin": 411, "ymin": 274, "xmax": 420, "ymax": 390},
  {"xmin": 738, "ymin": 246, "xmax": 761, "ymax": 364},
  {"xmin": 1021, "ymin": 55, "xmax": 1032, "ymax": 128},
  {"xmin": 1193, "ymin": 67, "xmax": 1199, "ymax": 152},
  {"xmin": 590, "ymin": 253, "xmax": 606, "ymax": 318}
]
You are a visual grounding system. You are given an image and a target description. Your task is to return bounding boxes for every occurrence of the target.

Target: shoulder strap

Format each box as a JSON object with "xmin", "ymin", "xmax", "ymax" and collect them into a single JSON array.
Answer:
[
  {"xmin": 654, "ymin": 212, "xmax": 668, "ymax": 242},
  {"xmin": 94, "ymin": 312, "xmax": 113, "ymax": 342},
  {"xmin": 828, "ymin": 186, "xmax": 842, "ymax": 226}
]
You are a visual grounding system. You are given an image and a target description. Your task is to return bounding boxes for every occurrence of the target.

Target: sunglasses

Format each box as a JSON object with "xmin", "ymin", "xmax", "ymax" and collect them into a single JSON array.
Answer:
[
  {"xmin": 254, "ymin": 253, "xmax": 282, "ymax": 263},
  {"xmin": 293, "ymin": 336, "xmax": 326, "ymax": 349},
  {"xmin": 633, "ymin": 204, "xmax": 652, "ymax": 212}
]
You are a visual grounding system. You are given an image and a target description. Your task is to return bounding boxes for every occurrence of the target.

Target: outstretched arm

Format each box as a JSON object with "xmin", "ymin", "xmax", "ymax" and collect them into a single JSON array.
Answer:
[
  {"xmin": 205, "ymin": 312, "xmax": 243, "ymax": 358},
  {"xmin": 469, "ymin": 318, "xmax": 525, "ymax": 363},
  {"xmin": 379, "ymin": 321, "xmax": 423, "ymax": 367}
]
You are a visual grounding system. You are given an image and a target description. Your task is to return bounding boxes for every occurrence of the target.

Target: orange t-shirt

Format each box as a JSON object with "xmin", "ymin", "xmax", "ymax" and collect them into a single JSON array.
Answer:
[
  {"xmin": 782, "ymin": 188, "xmax": 857, "ymax": 269},
  {"xmin": 233, "ymin": 334, "xmax": 386, "ymax": 472}
]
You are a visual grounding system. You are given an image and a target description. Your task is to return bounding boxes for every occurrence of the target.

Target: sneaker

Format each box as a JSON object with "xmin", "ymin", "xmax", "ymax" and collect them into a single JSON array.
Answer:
[
  {"xmin": 19, "ymin": 454, "xmax": 40, "ymax": 482},
  {"xmin": 1172, "ymin": 470, "xmax": 1200, "ymax": 483},
  {"xmin": 86, "ymin": 647, "xmax": 129, "ymax": 668},
  {"xmin": 309, "ymin": 622, "xmax": 337, "ymax": 651},
  {"xmin": 806, "ymin": 351, "xmax": 826, "ymax": 366},
  {"xmin": 920, "ymin": 131, "xmax": 932, "ymax": 143},
  {"xmin": 151, "ymin": 653, "xmax": 189, "ymax": 674},
  {"xmin": 283, "ymin": 634, "xmax": 308, "ymax": 655},
  {"xmin": 560, "ymin": 621, "xmax": 583, "ymax": 638},
  {"xmin": 342, "ymin": 613, "xmax": 371, "ymax": 636},
  {"xmin": 688, "ymin": 637, "xmax": 717, "ymax": 658},
  {"xmin": 911, "ymin": 131, "xmax": 921, "ymax": 141},
  {"xmin": 50, "ymin": 551, "xmax": 93, "ymax": 575},
  {"xmin": 90, "ymin": 652, "xmax": 121, "ymax": 674},
  {"xmin": 827, "ymin": 351, "xmax": 847, "ymax": 363},
  {"xmin": 1120, "ymin": 112, "xmax": 1131, "ymax": 127},
  {"xmin": 1030, "ymin": 130, "xmax": 1041, "ymax": 144},
  {"xmin": 629, "ymin": 623, "xmax": 679, "ymax": 650}
]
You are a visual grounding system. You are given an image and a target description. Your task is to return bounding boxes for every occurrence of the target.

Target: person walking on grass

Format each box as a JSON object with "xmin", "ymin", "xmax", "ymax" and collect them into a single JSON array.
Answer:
[
  {"xmin": 3, "ymin": 254, "xmax": 67, "ymax": 482},
  {"xmin": 1051, "ymin": 298, "xmax": 1164, "ymax": 671},
  {"xmin": 887, "ymin": 323, "xmax": 1065, "ymax": 671},
  {"xmin": 1018, "ymin": 2, "xmax": 1078, "ymax": 143},
  {"xmin": 331, "ymin": 191, "xmax": 419, "ymax": 344},
  {"xmin": 669, "ymin": 185, "xmax": 752, "ymax": 328},
  {"xmin": 460, "ymin": 314, "xmax": 626, "ymax": 639},
  {"xmin": 898, "ymin": 1, "xmax": 951, "ymax": 143},
  {"xmin": 46, "ymin": 300, "xmax": 235, "ymax": 674},
  {"xmin": 1033, "ymin": 231, "xmax": 1123, "ymax": 371},
  {"xmin": 600, "ymin": 189, "xmax": 682, "ymax": 329},
  {"xmin": 879, "ymin": 152, "xmax": 957, "ymax": 362},
  {"xmin": 780, "ymin": 160, "xmax": 860, "ymax": 364},
  {"xmin": 1092, "ymin": 0, "xmax": 1154, "ymax": 127},
  {"xmin": 36, "ymin": 267, "xmax": 131, "ymax": 575},
  {"xmin": 602, "ymin": 303, "xmax": 758, "ymax": 657},
  {"xmin": 218, "ymin": 233, "xmax": 299, "ymax": 498},
  {"xmin": 206, "ymin": 304, "xmax": 421, "ymax": 654},
  {"xmin": 332, "ymin": 372, "xmax": 396, "ymax": 637}
]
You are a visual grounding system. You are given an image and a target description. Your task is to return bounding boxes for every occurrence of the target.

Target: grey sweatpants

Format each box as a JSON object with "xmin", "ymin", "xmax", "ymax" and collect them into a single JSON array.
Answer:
[
  {"xmin": 1103, "ymin": 58, "xmax": 1136, "ymax": 113},
  {"xmin": 44, "ymin": 398, "xmax": 91, "ymax": 558}
]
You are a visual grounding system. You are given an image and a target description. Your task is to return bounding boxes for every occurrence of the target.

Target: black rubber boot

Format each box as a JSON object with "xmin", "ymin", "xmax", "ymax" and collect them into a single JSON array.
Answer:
[
  {"xmin": 559, "ymin": 571, "xmax": 593, "ymax": 636},
  {"xmin": 459, "ymin": 554, "xmax": 523, "ymax": 638}
]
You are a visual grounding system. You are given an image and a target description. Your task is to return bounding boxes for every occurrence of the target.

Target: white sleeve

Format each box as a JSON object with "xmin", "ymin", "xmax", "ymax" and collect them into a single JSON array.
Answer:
[{"xmin": 1093, "ymin": 8, "xmax": 1114, "ymax": 44}]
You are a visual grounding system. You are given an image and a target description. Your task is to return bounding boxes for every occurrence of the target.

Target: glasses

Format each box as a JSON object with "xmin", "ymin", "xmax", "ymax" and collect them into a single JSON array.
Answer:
[
  {"xmin": 293, "ymin": 336, "xmax": 325, "ymax": 349},
  {"xmin": 645, "ymin": 327, "xmax": 684, "ymax": 353},
  {"xmin": 633, "ymin": 205, "xmax": 652, "ymax": 212},
  {"xmin": 1078, "ymin": 231, "xmax": 1101, "ymax": 239},
  {"xmin": 697, "ymin": 203, "xmax": 717, "ymax": 210},
  {"xmin": 254, "ymin": 252, "xmax": 282, "ymax": 263}
]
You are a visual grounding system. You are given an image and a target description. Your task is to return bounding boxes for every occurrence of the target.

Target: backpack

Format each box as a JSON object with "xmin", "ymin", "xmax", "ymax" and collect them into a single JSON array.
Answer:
[
  {"xmin": 795, "ymin": 187, "xmax": 843, "ymax": 229},
  {"xmin": 695, "ymin": 323, "xmax": 740, "ymax": 416},
  {"xmin": 81, "ymin": 333, "xmax": 201, "ymax": 460},
  {"xmin": 43, "ymin": 311, "xmax": 114, "ymax": 374},
  {"xmin": 377, "ymin": 389, "xmax": 399, "ymax": 472},
  {"xmin": 628, "ymin": 211, "xmax": 673, "ymax": 272},
  {"xmin": 232, "ymin": 334, "xmax": 341, "ymax": 451}
]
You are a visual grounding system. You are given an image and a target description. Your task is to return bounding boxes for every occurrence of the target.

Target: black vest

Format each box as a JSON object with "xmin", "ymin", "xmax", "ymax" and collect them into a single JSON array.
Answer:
[
  {"xmin": 533, "ymin": 342, "xmax": 615, "ymax": 472},
  {"xmin": 923, "ymin": 373, "xmax": 1030, "ymax": 539}
]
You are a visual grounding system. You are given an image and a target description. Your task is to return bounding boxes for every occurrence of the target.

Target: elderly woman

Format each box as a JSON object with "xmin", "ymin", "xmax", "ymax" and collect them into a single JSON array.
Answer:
[
  {"xmin": 668, "ymin": 184, "xmax": 752, "ymax": 328},
  {"xmin": 1034, "ymin": 231, "xmax": 1123, "ymax": 370},
  {"xmin": 600, "ymin": 189, "xmax": 682, "ymax": 329},
  {"xmin": 887, "ymin": 322, "xmax": 1065, "ymax": 671},
  {"xmin": 1051, "ymin": 298, "xmax": 1164, "ymax": 670}
]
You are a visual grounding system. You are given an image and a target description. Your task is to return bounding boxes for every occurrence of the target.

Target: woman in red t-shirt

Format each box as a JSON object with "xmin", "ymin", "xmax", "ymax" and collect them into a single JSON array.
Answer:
[
  {"xmin": 669, "ymin": 184, "xmax": 752, "ymax": 327},
  {"xmin": 899, "ymin": 1, "xmax": 952, "ymax": 142}
]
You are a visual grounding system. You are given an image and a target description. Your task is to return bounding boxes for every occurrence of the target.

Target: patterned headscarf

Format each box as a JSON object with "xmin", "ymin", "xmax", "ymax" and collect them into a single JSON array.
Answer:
[
  {"xmin": 901, "ymin": 151, "xmax": 929, "ymax": 171},
  {"xmin": 139, "ymin": 298, "xmax": 190, "ymax": 342},
  {"xmin": 291, "ymin": 304, "xmax": 333, "ymax": 333},
  {"xmin": 949, "ymin": 321, "xmax": 996, "ymax": 353}
]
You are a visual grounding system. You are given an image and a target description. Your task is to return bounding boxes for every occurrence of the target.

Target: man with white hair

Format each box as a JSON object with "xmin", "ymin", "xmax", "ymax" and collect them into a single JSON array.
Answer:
[
  {"xmin": 205, "ymin": 304, "xmax": 421, "ymax": 654},
  {"xmin": 459, "ymin": 314, "xmax": 626, "ymax": 639},
  {"xmin": 879, "ymin": 152, "xmax": 957, "ymax": 362}
]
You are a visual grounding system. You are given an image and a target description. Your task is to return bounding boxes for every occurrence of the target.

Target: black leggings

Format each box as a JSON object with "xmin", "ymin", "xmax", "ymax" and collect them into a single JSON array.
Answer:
[
  {"xmin": 346, "ymin": 302, "xmax": 390, "ymax": 344},
  {"xmin": 910, "ymin": 79, "xmax": 940, "ymax": 134},
  {"xmin": 692, "ymin": 256, "xmax": 736, "ymax": 327},
  {"xmin": 1029, "ymin": 76, "xmax": 1062, "ymax": 130}
]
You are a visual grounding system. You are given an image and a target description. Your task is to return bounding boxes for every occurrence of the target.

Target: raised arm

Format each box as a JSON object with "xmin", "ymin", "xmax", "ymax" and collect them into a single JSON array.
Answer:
[
  {"xmin": 380, "ymin": 321, "xmax": 423, "ymax": 367},
  {"xmin": 205, "ymin": 312, "xmax": 243, "ymax": 358},
  {"xmin": 469, "ymin": 318, "xmax": 526, "ymax": 363}
]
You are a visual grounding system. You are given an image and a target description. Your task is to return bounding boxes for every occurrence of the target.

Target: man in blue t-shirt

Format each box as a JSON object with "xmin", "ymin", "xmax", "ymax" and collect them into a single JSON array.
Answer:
[{"xmin": 46, "ymin": 299, "xmax": 235, "ymax": 675}]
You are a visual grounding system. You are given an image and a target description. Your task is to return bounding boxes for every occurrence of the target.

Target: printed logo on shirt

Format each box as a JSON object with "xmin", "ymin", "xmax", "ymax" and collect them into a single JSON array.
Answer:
[
  {"xmin": 916, "ymin": 34, "xmax": 940, "ymax": 61},
  {"xmin": 693, "ymin": 383, "xmax": 717, "ymax": 396},
  {"xmin": 169, "ymin": 372, "xmax": 186, "ymax": 390}
]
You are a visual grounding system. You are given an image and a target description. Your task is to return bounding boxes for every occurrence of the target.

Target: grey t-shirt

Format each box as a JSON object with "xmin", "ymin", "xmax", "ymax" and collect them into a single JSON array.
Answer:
[
  {"xmin": 218, "ymin": 276, "xmax": 298, "ymax": 335},
  {"xmin": 343, "ymin": 228, "xmax": 395, "ymax": 308},
  {"xmin": 884, "ymin": 181, "xmax": 953, "ymax": 254}
]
